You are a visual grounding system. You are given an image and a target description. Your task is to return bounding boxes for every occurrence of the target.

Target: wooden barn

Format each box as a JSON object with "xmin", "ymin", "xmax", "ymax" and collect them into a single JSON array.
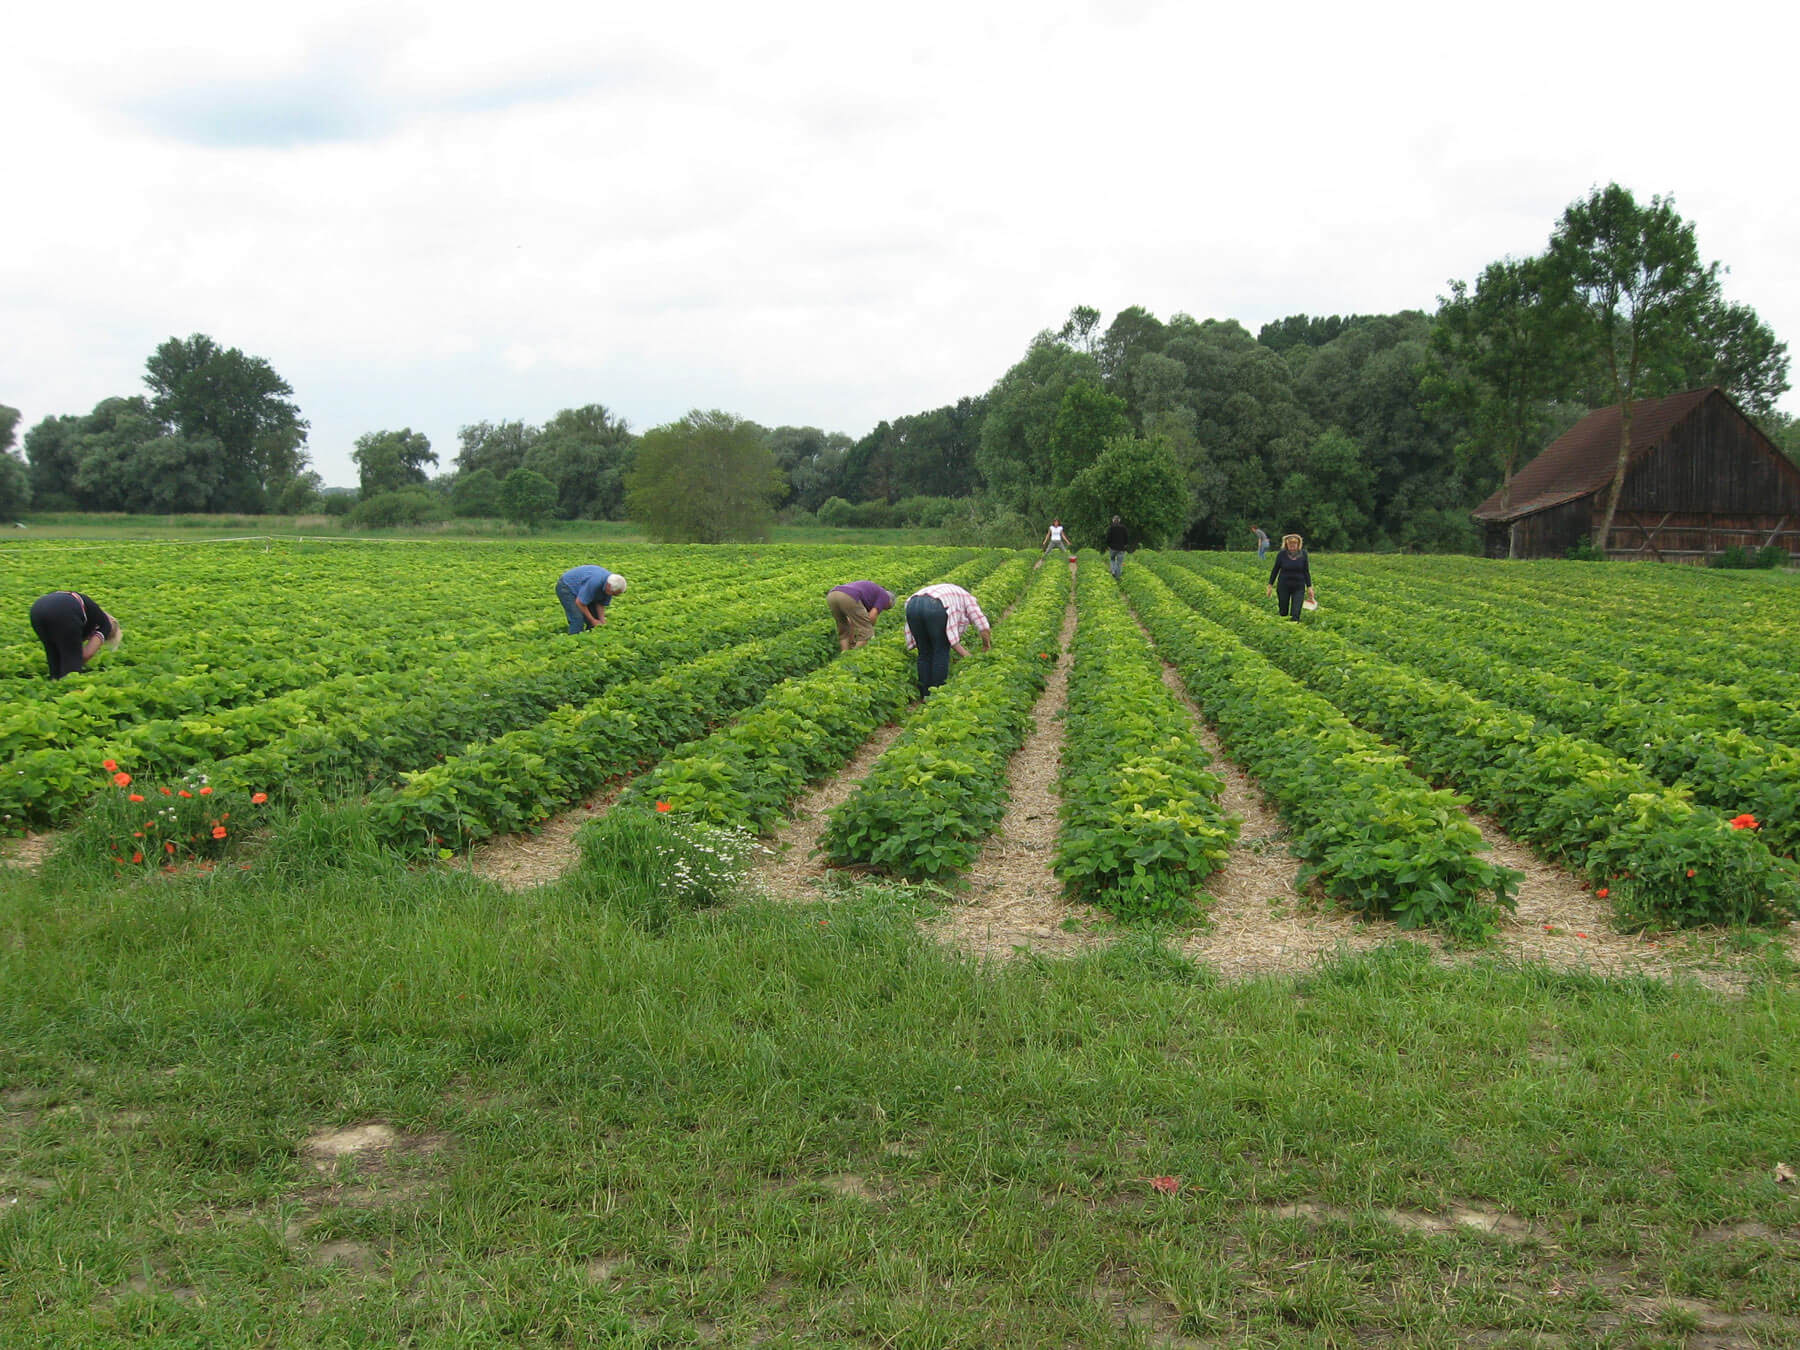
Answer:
[{"xmin": 1471, "ymin": 387, "xmax": 1800, "ymax": 562}]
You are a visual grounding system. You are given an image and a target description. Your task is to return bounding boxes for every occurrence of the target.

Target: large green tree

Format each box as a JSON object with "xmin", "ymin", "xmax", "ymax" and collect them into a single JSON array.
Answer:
[
  {"xmin": 977, "ymin": 330, "xmax": 1104, "ymax": 518},
  {"xmin": 626, "ymin": 410, "xmax": 784, "ymax": 543},
  {"xmin": 1430, "ymin": 257, "xmax": 1571, "ymax": 521},
  {"xmin": 520, "ymin": 404, "xmax": 636, "ymax": 520},
  {"xmin": 499, "ymin": 468, "xmax": 558, "ymax": 530},
  {"xmin": 1060, "ymin": 434, "xmax": 1187, "ymax": 550},
  {"xmin": 1544, "ymin": 186, "xmax": 1726, "ymax": 552},
  {"xmin": 0, "ymin": 405, "xmax": 29, "ymax": 518},
  {"xmin": 352, "ymin": 428, "xmax": 436, "ymax": 497},
  {"xmin": 454, "ymin": 420, "xmax": 539, "ymax": 481},
  {"xmin": 1046, "ymin": 382, "xmax": 1131, "ymax": 488},
  {"xmin": 144, "ymin": 334, "xmax": 309, "ymax": 511}
]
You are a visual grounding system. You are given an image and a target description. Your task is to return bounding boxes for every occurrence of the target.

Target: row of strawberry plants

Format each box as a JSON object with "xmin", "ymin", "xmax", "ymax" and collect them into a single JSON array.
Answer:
[
  {"xmin": 6, "ymin": 571, "xmax": 822, "ymax": 830},
  {"xmin": 365, "ymin": 622, "xmax": 846, "ymax": 852},
  {"xmin": 9, "ymin": 547, "xmax": 976, "ymax": 831},
  {"xmin": 822, "ymin": 559, "xmax": 1065, "ymax": 880},
  {"xmin": 1312, "ymin": 554, "xmax": 1800, "ymax": 704},
  {"xmin": 1313, "ymin": 557, "xmax": 1800, "ymax": 728},
  {"xmin": 1148, "ymin": 557, "xmax": 1800, "ymax": 929},
  {"xmin": 1, "ymin": 543, "xmax": 891, "ymax": 745},
  {"xmin": 1292, "ymin": 574, "xmax": 1800, "ymax": 856},
  {"xmin": 619, "ymin": 556, "xmax": 1008, "ymax": 832},
  {"xmin": 1054, "ymin": 563, "xmax": 1238, "ymax": 921},
  {"xmin": 1122, "ymin": 566, "xmax": 1519, "ymax": 942}
]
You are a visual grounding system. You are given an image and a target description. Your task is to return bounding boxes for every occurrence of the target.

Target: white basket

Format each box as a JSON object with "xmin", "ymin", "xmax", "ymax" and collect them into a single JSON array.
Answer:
[{"xmin": 1301, "ymin": 597, "xmax": 1318, "ymax": 612}]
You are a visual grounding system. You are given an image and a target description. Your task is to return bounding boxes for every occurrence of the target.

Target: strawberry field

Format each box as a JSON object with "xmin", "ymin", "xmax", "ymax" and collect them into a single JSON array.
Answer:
[
  {"xmin": 7, "ymin": 538, "xmax": 1800, "ymax": 1345},
  {"xmin": 4, "ymin": 538, "xmax": 1798, "ymax": 936}
]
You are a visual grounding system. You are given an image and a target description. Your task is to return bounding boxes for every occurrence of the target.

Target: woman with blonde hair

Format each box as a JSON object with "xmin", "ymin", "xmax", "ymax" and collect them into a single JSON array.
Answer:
[{"xmin": 1264, "ymin": 533, "xmax": 1314, "ymax": 621}]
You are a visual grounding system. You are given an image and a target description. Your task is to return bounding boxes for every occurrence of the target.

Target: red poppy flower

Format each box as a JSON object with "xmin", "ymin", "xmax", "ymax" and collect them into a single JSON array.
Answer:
[
  {"xmin": 113, "ymin": 772, "xmax": 132, "ymax": 787},
  {"xmin": 165, "ymin": 842, "xmax": 176, "ymax": 854},
  {"xmin": 1728, "ymin": 813, "xmax": 1759, "ymax": 830},
  {"xmin": 1686, "ymin": 869, "xmax": 1696, "ymax": 878},
  {"xmin": 251, "ymin": 792, "xmax": 268, "ymax": 805},
  {"xmin": 178, "ymin": 790, "xmax": 192, "ymax": 798},
  {"xmin": 159, "ymin": 787, "xmax": 173, "ymax": 796},
  {"xmin": 129, "ymin": 793, "xmax": 144, "ymax": 802},
  {"xmin": 655, "ymin": 801, "xmax": 672, "ymax": 813},
  {"xmin": 103, "ymin": 759, "xmax": 118, "ymax": 771},
  {"xmin": 1596, "ymin": 887, "xmax": 1609, "ymax": 899},
  {"xmin": 212, "ymin": 826, "xmax": 227, "ymax": 839},
  {"xmin": 131, "ymin": 851, "xmax": 143, "ymax": 864},
  {"xmin": 199, "ymin": 786, "xmax": 213, "ymax": 796}
]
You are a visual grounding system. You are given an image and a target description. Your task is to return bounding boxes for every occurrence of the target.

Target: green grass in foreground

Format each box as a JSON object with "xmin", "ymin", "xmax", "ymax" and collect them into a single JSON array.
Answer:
[{"xmin": 2, "ymin": 820, "xmax": 1797, "ymax": 1347}]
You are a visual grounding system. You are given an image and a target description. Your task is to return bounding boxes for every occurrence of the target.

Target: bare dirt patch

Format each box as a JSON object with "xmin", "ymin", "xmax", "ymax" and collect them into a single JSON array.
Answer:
[
  {"xmin": 1156, "ymin": 663, "xmax": 1389, "ymax": 980},
  {"xmin": 457, "ymin": 785, "xmax": 624, "ymax": 890},
  {"xmin": 0, "ymin": 831, "xmax": 60, "ymax": 870},
  {"xmin": 753, "ymin": 721, "xmax": 906, "ymax": 899},
  {"xmin": 934, "ymin": 599, "xmax": 1101, "ymax": 960}
]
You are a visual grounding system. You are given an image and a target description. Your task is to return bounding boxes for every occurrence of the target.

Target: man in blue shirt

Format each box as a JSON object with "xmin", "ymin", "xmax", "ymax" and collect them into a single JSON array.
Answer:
[{"xmin": 556, "ymin": 564, "xmax": 627, "ymax": 633}]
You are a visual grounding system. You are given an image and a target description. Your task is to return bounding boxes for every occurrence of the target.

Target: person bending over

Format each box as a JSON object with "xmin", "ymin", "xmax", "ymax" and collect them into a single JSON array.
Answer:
[
  {"xmin": 556, "ymin": 564, "xmax": 627, "ymax": 632},
  {"xmin": 29, "ymin": 591, "xmax": 120, "ymax": 680},
  {"xmin": 825, "ymin": 580, "xmax": 894, "ymax": 651},
  {"xmin": 903, "ymin": 582, "xmax": 990, "ymax": 696}
]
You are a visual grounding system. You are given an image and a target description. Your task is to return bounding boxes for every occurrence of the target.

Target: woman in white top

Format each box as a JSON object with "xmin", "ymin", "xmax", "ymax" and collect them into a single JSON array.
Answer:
[{"xmin": 1040, "ymin": 518, "xmax": 1070, "ymax": 556}]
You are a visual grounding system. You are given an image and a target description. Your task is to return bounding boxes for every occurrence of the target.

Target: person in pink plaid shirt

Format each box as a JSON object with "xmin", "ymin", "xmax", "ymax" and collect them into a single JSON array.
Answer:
[{"xmin": 904, "ymin": 582, "xmax": 991, "ymax": 695}]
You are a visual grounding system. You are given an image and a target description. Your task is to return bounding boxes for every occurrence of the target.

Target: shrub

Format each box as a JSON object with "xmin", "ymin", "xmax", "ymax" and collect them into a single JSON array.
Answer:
[{"xmin": 349, "ymin": 489, "xmax": 446, "ymax": 528}]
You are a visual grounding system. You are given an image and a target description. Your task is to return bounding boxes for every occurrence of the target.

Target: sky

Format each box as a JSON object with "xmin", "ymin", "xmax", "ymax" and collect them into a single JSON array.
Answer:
[{"xmin": 6, "ymin": 0, "xmax": 1797, "ymax": 490}]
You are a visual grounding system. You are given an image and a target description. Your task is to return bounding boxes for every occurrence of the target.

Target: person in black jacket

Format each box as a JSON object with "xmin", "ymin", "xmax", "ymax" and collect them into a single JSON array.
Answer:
[
  {"xmin": 29, "ymin": 591, "xmax": 121, "ymax": 679},
  {"xmin": 1264, "ymin": 534, "xmax": 1314, "ymax": 621},
  {"xmin": 1104, "ymin": 516, "xmax": 1129, "ymax": 578}
]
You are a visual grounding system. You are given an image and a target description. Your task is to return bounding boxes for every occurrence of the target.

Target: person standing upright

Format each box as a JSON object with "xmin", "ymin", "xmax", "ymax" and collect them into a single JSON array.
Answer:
[
  {"xmin": 1040, "ymin": 518, "xmax": 1070, "ymax": 561},
  {"xmin": 903, "ymin": 582, "xmax": 991, "ymax": 696},
  {"xmin": 556, "ymin": 564, "xmax": 627, "ymax": 633},
  {"xmin": 1105, "ymin": 516, "xmax": 1129, "ymax": 578},
  {"xmin": 1264, "ymin": 534, "xmax": 1314, "ymax": 621}
]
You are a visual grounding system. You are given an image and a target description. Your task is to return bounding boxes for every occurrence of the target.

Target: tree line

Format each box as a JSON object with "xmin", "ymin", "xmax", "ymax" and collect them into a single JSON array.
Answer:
[{"xmin": 3, "ymin": 183, "xmax": 1793, "ymax": 547}]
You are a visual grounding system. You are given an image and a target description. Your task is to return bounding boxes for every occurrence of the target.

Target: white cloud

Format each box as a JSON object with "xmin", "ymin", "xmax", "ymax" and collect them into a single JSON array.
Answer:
[{"xmin": 4, "ymin": 0, "xmax": 1795, "ymax": 488}]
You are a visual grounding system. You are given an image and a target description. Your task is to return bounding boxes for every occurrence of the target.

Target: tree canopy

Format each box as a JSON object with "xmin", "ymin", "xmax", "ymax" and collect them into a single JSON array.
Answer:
[
  {"xmin": 626, "ymin": 411, "xmax": 783, "ymax": 543},
  {"xmin": 352, "ymin": 428, "xmax": 436, "ymax": 497}
]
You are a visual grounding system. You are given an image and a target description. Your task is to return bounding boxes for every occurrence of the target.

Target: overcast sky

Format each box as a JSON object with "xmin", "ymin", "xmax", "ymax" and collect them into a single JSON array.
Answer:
[{"xmin": 6, "ymin": 0, "xmax": 1796, "ymax": 489}]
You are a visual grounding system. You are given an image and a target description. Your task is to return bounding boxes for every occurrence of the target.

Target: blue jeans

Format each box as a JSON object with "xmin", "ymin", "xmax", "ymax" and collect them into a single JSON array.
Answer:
[
  {"xmin": 905, "ymin": 593, "xmax": 951, "ymax": 694},
  {"xmin": 1109, "ymin": 549, "xmax": 1125, "ymax": 578},
  {"xmin": 555, "ymin": 579, "xmax": 591, "ymax": 634}
]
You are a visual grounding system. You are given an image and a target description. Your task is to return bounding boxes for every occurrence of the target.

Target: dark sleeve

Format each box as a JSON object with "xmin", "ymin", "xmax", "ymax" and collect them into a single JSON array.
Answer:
[
  {"xmin": 1268, "ymin": 558, "xmax": 1280, "ymax": 585},
  {"xmin": 1300, "ymin": 553, "xmax": 1312, "ymax": 586},
  {"xmin": 76, "ymin": 594, "xmax": 109, "ymax": 638}
]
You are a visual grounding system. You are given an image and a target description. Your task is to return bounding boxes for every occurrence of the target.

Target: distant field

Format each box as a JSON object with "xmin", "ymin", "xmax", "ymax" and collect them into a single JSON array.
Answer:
[{"xmin": 6, "ymin": 511, "xmax": 946, "ymax": 547}]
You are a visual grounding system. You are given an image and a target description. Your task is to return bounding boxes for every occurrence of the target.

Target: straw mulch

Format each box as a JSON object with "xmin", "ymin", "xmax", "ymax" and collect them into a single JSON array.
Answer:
[{"xmin": 457, "ymin": 786, "xmax": 624, "ymax": 891}]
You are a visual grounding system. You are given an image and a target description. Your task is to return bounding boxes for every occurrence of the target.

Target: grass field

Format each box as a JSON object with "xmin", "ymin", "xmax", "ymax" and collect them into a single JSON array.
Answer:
[{"xmin": 3, "ymin": 535, "xmax": 1798, "ymax": 1346}]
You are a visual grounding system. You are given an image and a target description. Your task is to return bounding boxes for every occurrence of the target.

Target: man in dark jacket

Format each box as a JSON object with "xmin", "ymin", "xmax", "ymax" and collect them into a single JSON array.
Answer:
[{"xmin": 1104, "ymin": 516, "xmax": 1129, "ymax": 578}]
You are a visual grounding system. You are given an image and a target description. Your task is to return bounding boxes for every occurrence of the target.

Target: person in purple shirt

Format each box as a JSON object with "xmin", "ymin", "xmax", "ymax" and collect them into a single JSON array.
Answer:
[
  {"xmin": 825, "ymin": 580, "xmax": 894, "ymax": 651},
  {"xmin": 556, "ymin": 564, "xmax": 627, "ymax": 633}
]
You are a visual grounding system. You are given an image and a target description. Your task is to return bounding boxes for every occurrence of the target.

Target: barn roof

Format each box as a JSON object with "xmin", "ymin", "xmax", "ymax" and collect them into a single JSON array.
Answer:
[{"xmin": 1471, "ymin": 387, "xmax": 1718, "ymax": 522}]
